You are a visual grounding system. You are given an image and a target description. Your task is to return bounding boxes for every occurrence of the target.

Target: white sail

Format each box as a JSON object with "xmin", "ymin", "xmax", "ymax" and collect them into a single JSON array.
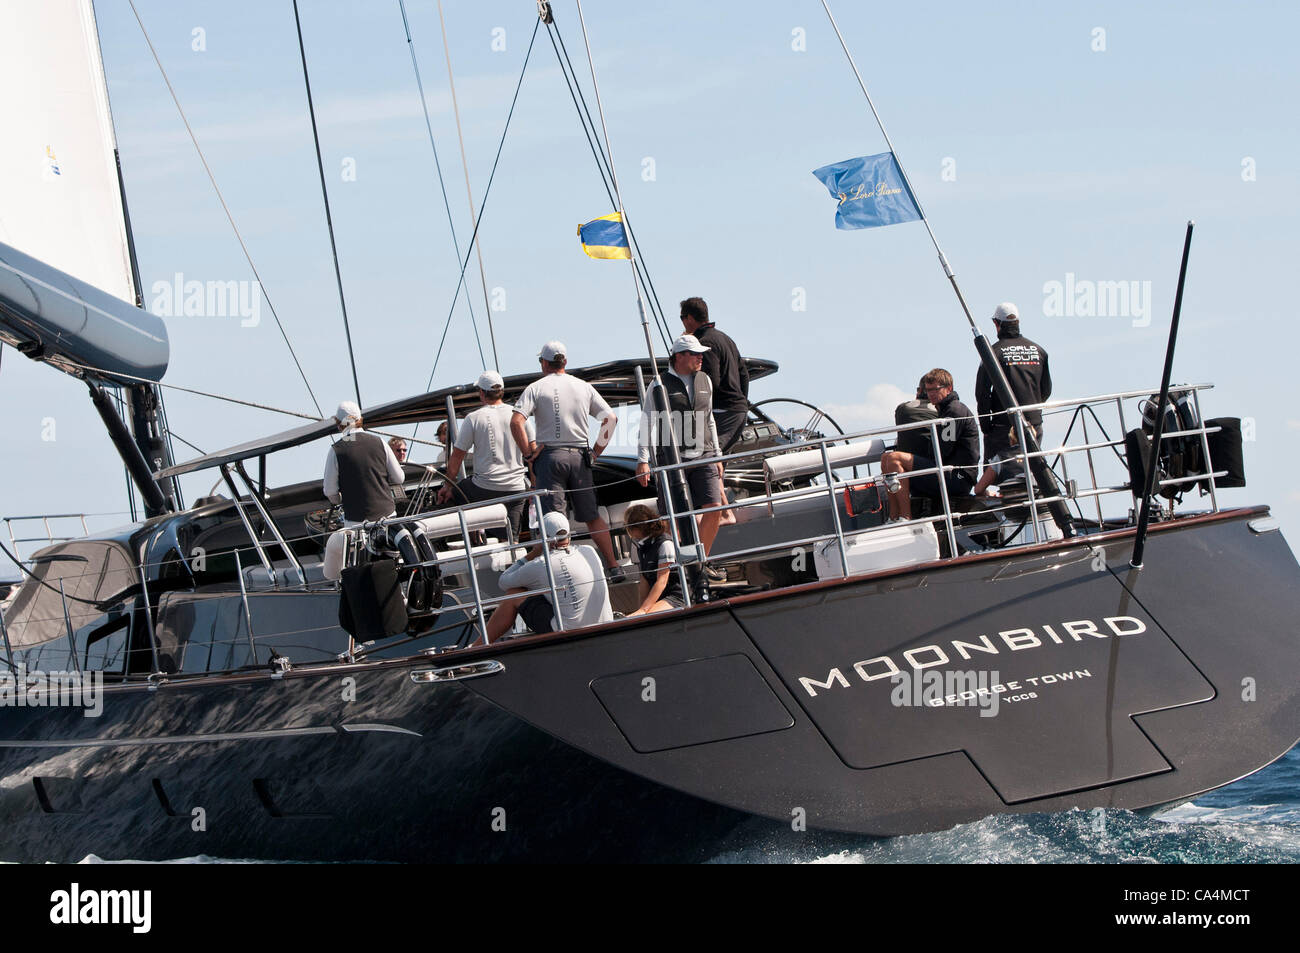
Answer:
[{"xmin": 0, "ymin": 0, "xmax": 136, "ymax": 304}]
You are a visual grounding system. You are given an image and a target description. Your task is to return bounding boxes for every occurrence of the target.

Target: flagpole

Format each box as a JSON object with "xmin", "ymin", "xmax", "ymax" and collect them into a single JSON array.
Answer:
[
  {"xmin": 572, "ymin": 0, "xmax": 704, "ymax": 583},
  {"xmin": 573, "ymin": 0, "xmax": 658, "ymax": 372},
  {"xmin": 820, "ymin": 0, "xmax": 1074, "ymax": 538}
]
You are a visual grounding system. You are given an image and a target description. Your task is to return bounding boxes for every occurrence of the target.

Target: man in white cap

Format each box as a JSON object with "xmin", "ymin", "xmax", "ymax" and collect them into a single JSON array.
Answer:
[
  {"xmin": 437, "ymin": 370, "xmax": 528, "ymax": 538},
  {"xmin": 974, "ymin": 302, "xmax": 1052, "ymax": 464},
  {"xmin": 322, "ymin": 400, "xmax": 408, "ymax": 580},
  {"xmin": 511, "ymin": 341, "xmax": 621, "ymax": 576},
  {"xmin": 636, "ymin": 333, "xmax": 723, "ymax": 556},
  {"xmin": 485, "ymin": 510, "xmax": 613, "ymax": 642}
]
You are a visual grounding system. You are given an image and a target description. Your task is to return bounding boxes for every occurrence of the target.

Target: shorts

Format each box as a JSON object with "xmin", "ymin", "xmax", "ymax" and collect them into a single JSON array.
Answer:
[
  {"xmin": 519, "ymin": 594, "xmax": 555, "ymax": 634},
  {"xmin": 534, "ymin": 447, "xmax": 600, "ymax": 523},
  {"xmin": 908, "ymin": 455, "xmax": 973, "ymax": 500},
  {"xmin": 660, "ymin": 460, "xmax": 722, "ymax": 518}
]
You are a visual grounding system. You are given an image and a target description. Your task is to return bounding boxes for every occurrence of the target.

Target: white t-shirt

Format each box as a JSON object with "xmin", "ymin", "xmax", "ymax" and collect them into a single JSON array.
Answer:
[
  {"xmin": 514, "ymin": 372, "xmax": 614, "ymax": 448},
  {"xmin": 454, "ymin": 403, "xmax": 527, "ymax": 492},
  {"xmin": 499, "ymin": 543, "xmax": 613, "ymax": 631}
]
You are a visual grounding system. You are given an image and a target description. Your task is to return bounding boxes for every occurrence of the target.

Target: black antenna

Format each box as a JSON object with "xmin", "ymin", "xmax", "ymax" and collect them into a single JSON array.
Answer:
[
  {"xmin": 293, "ymin": 0, "xmax": 363, "ymax": 407},
  {"xmin": 1130, "ymin": 221, "xmax": 1195, "ymax": 569}
]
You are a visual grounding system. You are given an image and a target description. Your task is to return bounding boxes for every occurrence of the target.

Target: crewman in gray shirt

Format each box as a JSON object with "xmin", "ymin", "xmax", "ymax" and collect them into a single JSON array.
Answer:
[
  {"xmin": 511, "ymin": 341, "xmax": 621, "ymax": 576},
  {"xmin": 437, "ymin": 370, "xmax": 528, "ymax": 538}
]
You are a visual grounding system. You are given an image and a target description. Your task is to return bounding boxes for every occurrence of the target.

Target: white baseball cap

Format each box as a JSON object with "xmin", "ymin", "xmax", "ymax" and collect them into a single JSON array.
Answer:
[
  {"xmin": 991, "ymin": 302, "xmax": 1019, "ymax": 323},
  {"xmin": 334, "ymin": 400, "xmax": 362, "ymax": 424},
  {"xmin": 670, "ymin": 334, "xmax": 710, "ymax": 355},
  {"xmin": 476, "ymin": 370, "xmax": 504, "ymax": 391},
  {"xmin": 542, "ymin": 510, "xmax": 570, "ymax": 540},
  {"xmin": 539, "ymin": 341, "xmax": 567, "ymax": 361}
]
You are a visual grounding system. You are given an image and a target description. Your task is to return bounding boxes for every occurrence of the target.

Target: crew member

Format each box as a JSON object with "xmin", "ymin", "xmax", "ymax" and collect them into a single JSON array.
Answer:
[
  {"xmin": 974, "ymin": 302, "xmax": 1051, "ymax": 463},
  {"xmin": 437, "ymin": 370, "xmax": 528, "ymax": 538},
  {"xmin": 894, "ymin": 376, "xmax": 938, "ymax": 457},
  {"xmin": 511, "ymin": 341, "xmax": 620, "ymax": 576},
  {"xmin": 879, "ymin": 369, "xmax": 980, "ymax": 522},
  {"xmin": 485, "ymin": 511, "xmax": 612, "ymax": 642},
  {"xmin": 636, "ymin": 334, "xmax": 722, "ymax": 555},
  {"xmin": 624, "ymin": 503, "xmax": 686, "ymax": 616},
  {"xmin": 679, "ymin": 296, "xmax": 749, "ymax": 453},
  {"xmin": 322, "ymin": 401, "xmax": 408, "ymax": 580},
  {"xmin": 388, "ymin": 436, "xmax": 409, "ymax": 465}
]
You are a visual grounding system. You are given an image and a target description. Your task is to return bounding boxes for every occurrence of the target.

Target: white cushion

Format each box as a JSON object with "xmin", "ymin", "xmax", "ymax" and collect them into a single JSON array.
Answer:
[{"xmin": 764, "ymin": 439, "xmax": 885, "ymax": 482}]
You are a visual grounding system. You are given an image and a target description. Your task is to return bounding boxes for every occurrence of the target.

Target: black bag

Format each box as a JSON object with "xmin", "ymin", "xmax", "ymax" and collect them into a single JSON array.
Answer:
[
  {"xmin": 1202, "ymin": 417, "xmax": 1246, "ymax": 489},
  {"xmin": 1125, "ymin": 428, "xmax": 1163, "ymax": 498},
  {"xmin": 844, "ymin": 483, "xmax": 888, "ymax": 518},
  {"xmin": 339, "ymin": 558, "xmax": 407, "ymax": 640}
]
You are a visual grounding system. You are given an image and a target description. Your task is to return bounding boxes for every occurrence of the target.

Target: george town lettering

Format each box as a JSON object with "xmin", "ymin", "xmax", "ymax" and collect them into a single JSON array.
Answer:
[{"xmin": 799, "ymin": 615, "xmax": 1147, "ymax": 698}]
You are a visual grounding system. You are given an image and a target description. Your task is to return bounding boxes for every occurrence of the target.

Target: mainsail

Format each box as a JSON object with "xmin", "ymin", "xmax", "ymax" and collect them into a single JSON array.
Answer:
[{"xmin": 0, "ymin": 0, "xmax": 169, "ymax": 382}]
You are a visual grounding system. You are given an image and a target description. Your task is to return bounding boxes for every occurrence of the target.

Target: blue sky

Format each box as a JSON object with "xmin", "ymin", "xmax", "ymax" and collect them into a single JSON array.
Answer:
[{"xmin": 3, "ymin": 0, "xmax": 1298, "ymax": 564}]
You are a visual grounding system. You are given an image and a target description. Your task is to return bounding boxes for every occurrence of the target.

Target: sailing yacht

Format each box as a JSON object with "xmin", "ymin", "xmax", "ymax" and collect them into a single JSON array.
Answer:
[{"xmin": 1, "ymin": 2, "xmax": 1298, "ymax": 863}]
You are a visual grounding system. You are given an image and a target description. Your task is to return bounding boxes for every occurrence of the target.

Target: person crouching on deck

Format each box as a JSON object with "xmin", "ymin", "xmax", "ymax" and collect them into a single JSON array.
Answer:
[{"xmin": 485, "ymin": 511, "xmax": 612, "ymax": 642}]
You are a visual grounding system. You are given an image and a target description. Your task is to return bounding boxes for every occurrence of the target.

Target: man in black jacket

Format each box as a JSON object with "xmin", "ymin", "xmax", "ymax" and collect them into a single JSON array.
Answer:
[
  {"xmin": 680, "ymin": 297, "xmax": 749, "ymax": 452},
  {"xmin": 974, "ymin": 302, "xmax": 1051, "ymax": 463},
  {"xmin": 879, "ymin": 369, "xmax": 980, "ymax": 522}
]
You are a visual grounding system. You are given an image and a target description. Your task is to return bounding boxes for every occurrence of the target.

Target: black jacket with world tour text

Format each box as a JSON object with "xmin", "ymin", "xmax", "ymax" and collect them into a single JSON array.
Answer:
[{"xmin": 974, "ymin": 329, "xmax": 1051, "ymax": 433}]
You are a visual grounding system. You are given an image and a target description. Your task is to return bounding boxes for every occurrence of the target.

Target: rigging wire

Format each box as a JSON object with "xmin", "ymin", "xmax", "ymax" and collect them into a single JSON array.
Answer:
[
  {"xmin": 165, "ymin": 430, "xmax": 206, "ymax": 456},
  {"xmin": 43, "ymin": 354, "xmax": 321, "ymax": 422},
  {"xmin": 435, "ymin": 0, "xmax": 497, "ymax": 369},
  {"xmin": 292, "ymin": 0, "xmax": 363, "ymax": 407},
  {"xmin": 545, "ymin": 19, "xmax": 674, "ymax": 351},
  {"xmin": 413, "ymin": 16, "xmax": 542, "ymax": 441},
  {"xmin": 397, "ymin": 0, "xmax": 487, "ymax": 369},
  {"xmin": 126, "ymin": 0, "xmax": 323, "ymax": 418}
]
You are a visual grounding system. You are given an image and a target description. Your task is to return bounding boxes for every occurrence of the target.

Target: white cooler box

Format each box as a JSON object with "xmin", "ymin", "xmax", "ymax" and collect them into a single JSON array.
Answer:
[{"xmin": 813, "ymin": 522, "xmax": 940, "ymax": 579}]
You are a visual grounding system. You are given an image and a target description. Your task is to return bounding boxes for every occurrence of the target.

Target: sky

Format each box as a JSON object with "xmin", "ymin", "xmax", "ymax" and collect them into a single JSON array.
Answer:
[{"xmin": 3, "ymin": 0, "xmax": 1299, "ymax": 570}]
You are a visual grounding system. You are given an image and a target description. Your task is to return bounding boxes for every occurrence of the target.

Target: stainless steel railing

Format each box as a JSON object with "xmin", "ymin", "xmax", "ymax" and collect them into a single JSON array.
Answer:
[{"xmin": 1, "ymin": 383, "xmax": 1232, "ymax": 666}]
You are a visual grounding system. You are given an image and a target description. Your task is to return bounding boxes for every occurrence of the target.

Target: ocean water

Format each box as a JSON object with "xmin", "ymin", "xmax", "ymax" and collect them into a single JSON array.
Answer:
[
  {"xmin": 65, "ymin": 746, "xmax": 1299, "ymax": 864},
  {"xmin": 706, "ymin": 746, "xmax": 1300, "ymax": 864}
]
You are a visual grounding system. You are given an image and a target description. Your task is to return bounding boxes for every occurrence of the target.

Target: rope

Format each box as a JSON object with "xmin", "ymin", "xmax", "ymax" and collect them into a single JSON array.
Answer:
[
  {"xmin": 546, "ymin": 19, "xmax": 673, "ymax": 350},
  {"xmin": 435, "ymin": 0, "xmax": 496, "ymax": 369},
  {"xmin": 414, "ymin": 16, "xmax": 542, "ymax": 442},
  {"xmin": 397, "ymin": 0, "xmax": 487, "ymax": 369},
  {"xmin": 43, "ymin": 352, "xmax": 321, "ymax": 421},
  {"xmin": 126, "ymin": 0, "xmax": 323, "ymax": 417},
  {"xmin": 292, "ymin": 0, "xmax": 363, "ymax": 407}
]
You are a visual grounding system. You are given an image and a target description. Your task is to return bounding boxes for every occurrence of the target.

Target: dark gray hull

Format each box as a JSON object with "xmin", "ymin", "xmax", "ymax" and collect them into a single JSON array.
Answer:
[{"xmin": 1, "ymin": 508, "xmax": 1296, "ymax": 862}]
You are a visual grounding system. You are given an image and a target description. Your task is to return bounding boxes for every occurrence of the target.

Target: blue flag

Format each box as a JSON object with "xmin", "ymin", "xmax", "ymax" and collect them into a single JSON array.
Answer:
[
  {"xmin": 812, "ymin": 152, "xmax": 922, "ymax": 230},
  {"xmin": 578, "ymin": 212, "xmax": 632, "ymax": 260}
]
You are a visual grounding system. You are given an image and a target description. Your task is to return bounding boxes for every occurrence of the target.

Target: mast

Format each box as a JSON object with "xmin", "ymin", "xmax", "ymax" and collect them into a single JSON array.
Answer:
[
  {"xmin": 570, "ymin": 1, "xmax": 702, "ymax": 566},
  {"xmin": 101, "ymin": 9, "xmax": 182, "ymax": 514},
  {"xmin": 820, "ymin": 1, "xmax": 1073, "ymax": 537}
]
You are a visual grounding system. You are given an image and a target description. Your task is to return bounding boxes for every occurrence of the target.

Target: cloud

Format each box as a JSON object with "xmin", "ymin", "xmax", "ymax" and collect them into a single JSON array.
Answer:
[
  {"xmin": 1287, "ymin": 420, "xmax": 1300, "ymax": 430},
  {"xmin": 823, "ymin": 382, "xmax": 909, "ymax": 433}
]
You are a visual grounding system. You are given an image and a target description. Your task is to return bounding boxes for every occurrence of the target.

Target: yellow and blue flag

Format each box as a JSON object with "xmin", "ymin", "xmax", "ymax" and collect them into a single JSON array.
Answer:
[
  {"xmin": 578, "ymin": 211, "xmax": 632, "ymax": 260},
  {"xmin": 812, "ymin": 152, "xmax": 922, "ymax": 230}
]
